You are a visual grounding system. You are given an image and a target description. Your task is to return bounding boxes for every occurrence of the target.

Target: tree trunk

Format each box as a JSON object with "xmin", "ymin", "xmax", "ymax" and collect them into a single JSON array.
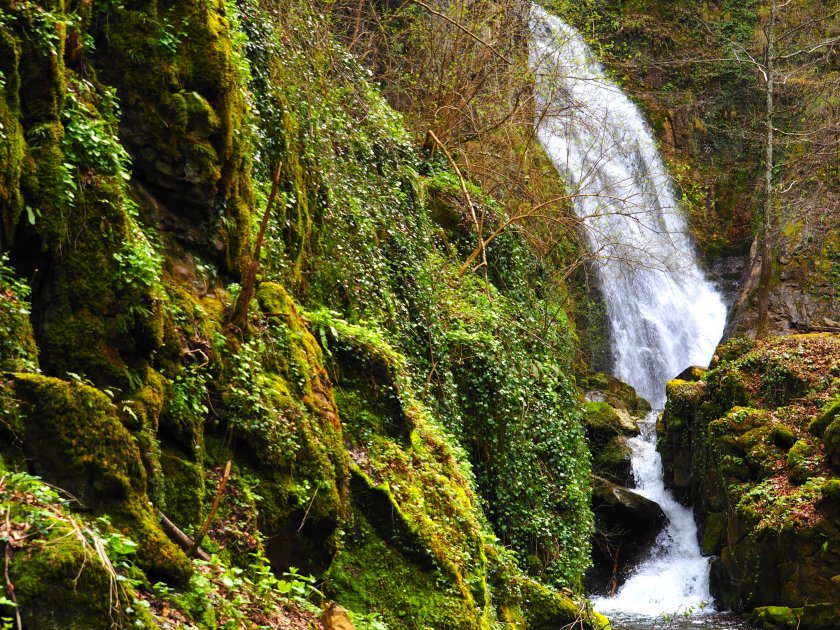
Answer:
[{"xmin": 757, "ymin": 0, "xmax": 776, "ymax": 338}]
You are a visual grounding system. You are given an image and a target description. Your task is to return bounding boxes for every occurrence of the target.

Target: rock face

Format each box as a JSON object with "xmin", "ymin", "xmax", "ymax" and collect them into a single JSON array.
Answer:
[
  {"xmin": 659, "ymin": 334, "xmax": 840, "ymax": 626},
  {"xmin": 581, "ymin": 377, "xmax": 663, "ymax": 594},
  {"xmin": 725, "ymin": 237, "xmax": 840, "ymax": 340},
  {"xmin": 588, "ymin": 476, "xmax": 666, "ymax": 595}
]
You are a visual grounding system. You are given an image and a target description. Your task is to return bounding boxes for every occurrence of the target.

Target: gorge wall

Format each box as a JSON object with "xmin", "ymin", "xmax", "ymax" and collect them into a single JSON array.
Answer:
[{"xmin": 0, "ymin": 1, "xmax": 607, "ymax": 628}]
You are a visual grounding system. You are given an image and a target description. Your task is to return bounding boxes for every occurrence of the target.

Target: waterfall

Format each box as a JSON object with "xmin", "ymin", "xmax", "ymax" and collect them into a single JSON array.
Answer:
[{"xmin": 529, "ymin": 4, "xmax": 727, "ymax": 619}]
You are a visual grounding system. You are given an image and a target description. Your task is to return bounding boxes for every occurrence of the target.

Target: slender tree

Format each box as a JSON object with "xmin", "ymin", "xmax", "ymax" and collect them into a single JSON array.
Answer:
[{"xmin": 708, "ymin": 0, "xmax": 840, "ymax": 334}]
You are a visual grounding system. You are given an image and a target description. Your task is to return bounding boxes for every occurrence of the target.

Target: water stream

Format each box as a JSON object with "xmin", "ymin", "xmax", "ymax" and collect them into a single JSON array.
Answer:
[{"xmin": 529, "ymin": 5, "xmax": 732, "ymax": 625}]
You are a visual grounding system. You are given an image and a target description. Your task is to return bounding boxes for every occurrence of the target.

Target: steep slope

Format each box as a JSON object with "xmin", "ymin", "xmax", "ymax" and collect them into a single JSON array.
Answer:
[{"xmin": 0, "ymin": 1, "xmax": 606, "ymax": 628}]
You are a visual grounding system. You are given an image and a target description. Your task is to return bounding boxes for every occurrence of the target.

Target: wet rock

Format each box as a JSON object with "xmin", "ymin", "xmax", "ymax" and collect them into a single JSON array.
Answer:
[{"xmin": 587, "ymin": 475, "xmax": 666, "ymax": 595}]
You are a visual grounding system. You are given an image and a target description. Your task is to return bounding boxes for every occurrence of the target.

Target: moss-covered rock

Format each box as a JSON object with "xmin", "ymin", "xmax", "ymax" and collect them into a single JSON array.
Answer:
[
  {"xmin": 824, "ymin": 416, "xmax": 840, "ymax": 470},
  {"xmin": 90, "ymin": 0, "xmax": 253, "ymax": 274},
  {"xmin": 12, "ymin": 373, "xmax": 191, "ymax": 582},
  {"xmin": 660, "ymin": 334, "xmax": 840, "ymax": 612},
  {"xmin": 809, "ymin": 398, "xmax": 840, "ymax": 437},
  {"xmin": 787, "ymin": 439, "xmax": 818, "ymax": 485}
]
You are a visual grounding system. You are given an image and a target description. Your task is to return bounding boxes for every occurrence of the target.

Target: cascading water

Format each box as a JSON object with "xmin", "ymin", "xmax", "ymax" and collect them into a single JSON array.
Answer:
[{"xmin": 529, "ymin": 4, "xmax": 728, "ymax": 622}]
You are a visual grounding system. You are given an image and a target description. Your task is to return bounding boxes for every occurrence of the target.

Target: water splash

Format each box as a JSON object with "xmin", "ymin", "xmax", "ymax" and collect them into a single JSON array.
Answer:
[
  {"xmin": 593, "ymin": 413, "xmax": 714, "ymax": 617},
  {"xmin": 529, "ymin": 4, "xmax": 726, "ymax": 619}
]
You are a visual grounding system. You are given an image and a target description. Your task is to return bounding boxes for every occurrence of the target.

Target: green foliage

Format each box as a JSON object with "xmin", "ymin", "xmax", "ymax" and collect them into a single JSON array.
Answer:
[
  {"xmin": 0, "ymin": 254, "xmax": 37, "ymax": 372},
  {"xmin": 739, "ymin": 476, "xmax": 826, "ymax": 532},
  {"xmin": 61, "ymin": 78, "xmax": 131, "ymax": 179}
]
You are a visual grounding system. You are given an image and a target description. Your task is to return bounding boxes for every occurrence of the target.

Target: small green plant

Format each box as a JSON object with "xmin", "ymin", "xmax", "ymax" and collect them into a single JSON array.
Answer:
[{"xmin": 62, "ymin": 79, "xmax": 131, "ymax": 179}]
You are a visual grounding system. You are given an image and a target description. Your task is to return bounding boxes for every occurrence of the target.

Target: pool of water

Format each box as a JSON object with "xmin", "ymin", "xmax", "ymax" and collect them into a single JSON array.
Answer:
[{"xmin": 605, "ymin": 611, "xmax": 750, "ymax": 630}]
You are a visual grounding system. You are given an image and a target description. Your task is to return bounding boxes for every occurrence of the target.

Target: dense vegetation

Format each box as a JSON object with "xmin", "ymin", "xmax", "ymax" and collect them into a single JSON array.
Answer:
[
  {"xmin": 0, "ymin": 0, "xmax": 837, "ymax": 628},
  {"xmin": 0, "ymin": 0, "xmax": 609, "ymax": 627}
]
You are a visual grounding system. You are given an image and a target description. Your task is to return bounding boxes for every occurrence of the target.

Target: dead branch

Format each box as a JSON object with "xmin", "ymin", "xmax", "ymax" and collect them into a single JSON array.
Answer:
[
  {"xmin": 189, "ymin": 461, "xmax": 232, "ymax": 556},
  {"xmin": 233, "ymin": 163, "xmax": 284, "ymax": 329},
  {"xmin": 158, "ymin": 511, "xmax": 211, "ymax": 562}
]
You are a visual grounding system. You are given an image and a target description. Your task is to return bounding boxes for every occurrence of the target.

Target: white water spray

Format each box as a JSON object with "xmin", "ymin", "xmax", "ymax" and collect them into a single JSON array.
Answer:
[{"xmin": 529, "ymin": 4, "xmax": 727, "ymax": 618}]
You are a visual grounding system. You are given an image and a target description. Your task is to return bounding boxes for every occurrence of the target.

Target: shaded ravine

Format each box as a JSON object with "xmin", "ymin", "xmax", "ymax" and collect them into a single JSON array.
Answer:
[{"xmin": 529, "ymin": 4, "xmax": 729, "ymax": 622}]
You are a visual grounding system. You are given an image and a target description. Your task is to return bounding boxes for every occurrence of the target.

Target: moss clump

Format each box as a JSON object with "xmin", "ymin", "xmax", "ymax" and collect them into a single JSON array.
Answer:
[
  {"xmin": 581, "ymin": 372, "xmax": 652, "ymax": 414},
  {"xmin": 159, "ymin": 450, "xmax": 206, "ymax": 529},
  {"xmin": 12, "ymin": 373, "xmax": 191, "ymax": 582},
  {"xmin": 665, "ymin": 378, "xmax": 705, "ymax": 423},
  {"xmin": 10, "ymin": 524, "xmax": 117, "ymax": 629},
  {"xmin": 824, "ymin": 416, "xmax": 840, "ymax": 470},
  {"xmin": 787, "ymin": 439, "xmax": 817, "ymax": 485},
  {"xmin": 771, "ymin": 424, "xmax": 798, "ymax": 449},
  {"xmin": 583, "ymin": 401, "xmax": 623, "ymax": 433},
  {"xmin": 810, "ymin": 398, "xmax": 840, "ymax": 437},
  {"xmin": 820, "ymin": 479, "xmax": 840, "ymax": 503},
  {"xmin": 327, "ymin": 504, "xmax": 483, "ymax": 629},
  {"xmin": 751, "ymin": 605, "xmax": 800, "ymax": 629},
  {"xmin": 512, "ymin": 576, "xmax": 610, "ymax": 630}
]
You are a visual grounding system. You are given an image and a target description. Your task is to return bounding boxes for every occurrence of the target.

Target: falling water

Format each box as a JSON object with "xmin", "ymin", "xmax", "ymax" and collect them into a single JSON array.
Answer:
[{"xmin": 529, "ymin": 4, "xmax": 728, "ymax": 622}]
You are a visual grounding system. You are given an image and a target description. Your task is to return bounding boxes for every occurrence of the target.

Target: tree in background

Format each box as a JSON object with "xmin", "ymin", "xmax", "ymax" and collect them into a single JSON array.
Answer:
[{"xmin": 708, "ymin": 0, "xmax": 840, "ymax": 335}]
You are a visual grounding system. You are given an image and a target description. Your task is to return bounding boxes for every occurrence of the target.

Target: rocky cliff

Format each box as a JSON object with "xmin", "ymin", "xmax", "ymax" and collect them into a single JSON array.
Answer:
[
  {"xmin": 659, "ymin": 335, "xmax": 840, "ymax": 628},
  {"xmin": 0, "ymin": 1, "xmax": 608, "ymax": 628}
]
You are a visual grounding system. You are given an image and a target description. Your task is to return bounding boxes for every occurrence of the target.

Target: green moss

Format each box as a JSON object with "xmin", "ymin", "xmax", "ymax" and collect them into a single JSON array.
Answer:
[
  {"xmin": 592, "ymin": 436, "xmax": 632, "ymax": 480},
  {"xmin": 327, "ymin": 505, "xmax": 483, "ymax": 629},
  {"xmin": 0, "ymin": 29, "xmax": 25, "ymax": 244},
  {"xmin": 10, "ymin": 525, "xmax": 115, "ymax": 629},
  {"xmin": 824, "ymin": 415, "xmax": 840, "ymax": 470},
  {"xmin": 810, "ymin": 398, "xmax": 840, "ymax": 437},
  {"xmin": 583, "ymin": 401, "xmax": 623, "ymax": 432},
  {"xmin": 1, "ymin": 471, "xmax": 156, "ymax": 630},
  {"xmin": 12, "ymin": 374, "xmax": 191, "ymax": 582},
  {"xmin": 771, "ymin": 424, "xmax": 798, "ymax": 449},
  {"xmin": 514, "ymin": 577, "xmax": 610, "ymax": 630},
  {"xmin": 665, "ymin": 378, "xmax": 705, "ymax": 420},
  {"xmin": 701, "ymin": 512, "xmax": 727, "ymax": 556},
  {"xmin": 159, "ymin": 450, "xmax": 206, "ymax": 529},
  {"xmin": 751, "ymin": 605, "xmax": 800, "ymax": 629},
  {"xmin": 581, "ymin": 373, "xmax": 651, "ymax": 414},
  {"xmin": 90, "ymin": 0, "xmax": 253, "ymax": 275},
  {"xmin": 787, "ymin": 439, "xmax": 817, "ymax": 485},
  {"xmin": 715, "ymin": 337, "xmax": 756, "ymax": 364},
  {"xmin": 820, "ymin": 479, "xmax": 840, "ymax": 503}
]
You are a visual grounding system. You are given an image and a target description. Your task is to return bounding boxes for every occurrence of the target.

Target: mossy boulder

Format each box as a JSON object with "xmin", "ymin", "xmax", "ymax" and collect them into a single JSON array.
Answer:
[
  {"xmin": 583, "ymin": 401, "xmax": 637, "ymax": 483},
  {"xmin": 514, "ymin": 576, "xmax": 610, "ymax": 630},
  {"xmin": 751, "ymin": 604, "xmax": 840, "ymax": 630},
  {"xmin": 787, "ymin": 439, "xmax": 818, "ymax": 485},
  {"xmin": 751, "ymin": 605, "xmax": 800, "ymax": 630},
  {"xmin": 771, "ymin": 424, "xmax": 798, "ymax": 449},
  {"xmin": 824, "ymin": 416, "xmax": 840, "ymax": 470},
  {"xmin": 581, "ymin": 372, "xmax": 651, "ymax": 415},
  {"xmin": 12, "ymin": 373, "xmax": 191, "ymax": 582},
  {"xmin": 809, "ymin": 398, "xmax": 840, "ymax": 437}
]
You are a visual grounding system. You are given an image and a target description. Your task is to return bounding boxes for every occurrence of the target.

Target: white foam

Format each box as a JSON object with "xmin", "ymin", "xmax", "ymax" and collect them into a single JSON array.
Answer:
[{"xmin": 529, "ymin": 5, "xmax": 727, "ymax": 617}]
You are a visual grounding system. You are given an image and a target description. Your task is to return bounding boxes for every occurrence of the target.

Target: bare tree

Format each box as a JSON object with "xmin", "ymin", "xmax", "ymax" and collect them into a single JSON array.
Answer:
[{"xmin": 705, "ymin": 1, "xmax": 840, "ymax": 334}]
